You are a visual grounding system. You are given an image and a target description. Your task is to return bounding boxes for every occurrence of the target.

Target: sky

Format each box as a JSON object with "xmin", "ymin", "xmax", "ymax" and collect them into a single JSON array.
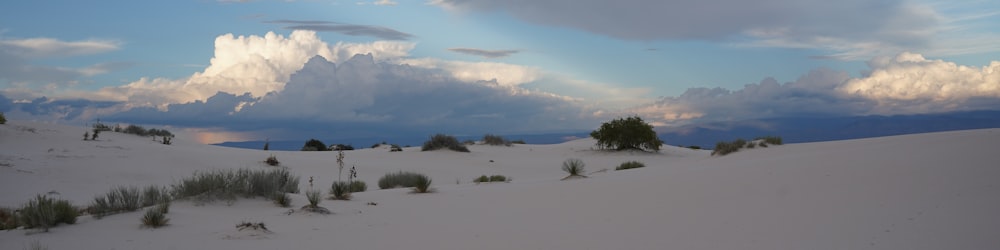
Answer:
[{"xmin": 1, "ymin": 0, "xmax": 999, "ymax": 143}]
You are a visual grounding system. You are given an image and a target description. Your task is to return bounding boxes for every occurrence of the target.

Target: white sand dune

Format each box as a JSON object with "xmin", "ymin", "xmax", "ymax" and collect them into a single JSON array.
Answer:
[{"xmin": 1, "ymin": 121, "xmax": 998, "ymax": 250}]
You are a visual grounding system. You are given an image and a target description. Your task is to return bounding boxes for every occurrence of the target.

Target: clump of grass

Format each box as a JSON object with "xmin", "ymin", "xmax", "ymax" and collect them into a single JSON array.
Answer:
[
  {"xmin": 348, "ymin": 180, "xmax": 367, "ymax": 192},
  {"xmin": 329, "ymin": 181, "xmax": 352, "ymax": 200},
  {"xmin": 378, "ymin": 171, "xmax": 430, "ymax": 189},
  {"xmin": 421, "ymin": 134, "xmax": 470, "ymax": 152},
  {"xmin": 389, "ymin": 144, "xmax": 403, "ymax": 152},
  {"xmin": 171, "ymin": 168, "xmax": 300, "ymax": 204},
  {"xmin": 482, "ymin": 134, "xmax": 511, "ymax": 146},
  {"xmin": 712, "ymin": 139, "xmax": 747, "ymax": 156},
  {"xmin": 474, "ymin": 175, "xmax": 508, "ymax": 183},
  {"xmin": 24, "ymin": 240, "xmax": 47, "ymax": 250},
  {"xmin": 615, "ymin": 161, "xmax": 646, "ymax": 171},
  {"xmin": 265, "ymin": 155, "xmax": 280, "ymax": 166},
  {"xmin": 92, "ymin": 185, "xmax": 169, "ymax": 218},
  {"xmin": 19, "ymin": 195, "xmax": 78, "ymax": 232},
  {"xmin": 411, "ymin": 174, "xmax": 434, "ymax": 193},
  {"xmin": 140, "ymin": 208, "xmax": 169, "ymax": 228},
  {"xmin": 155, "ymin": 202, "xmax": 170, "ymax": 214},
  {"xmin": 561, "ymin": 158, "xmax": 586, "ymax": 178},
  {"xmin": 272, "ymin": 192, "xmax": 291, "ymax": 207}
]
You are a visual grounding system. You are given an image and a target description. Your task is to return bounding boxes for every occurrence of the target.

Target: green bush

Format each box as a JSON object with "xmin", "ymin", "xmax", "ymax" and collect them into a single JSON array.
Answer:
[
  {"xmin": 687, "ymin": 145, "xmax": 702, "ymax": 150},
  {"xmin": 482, "ymin": 134, "xmax": 511, "ymax": 146},
  {"xmin": 348, "ymin": 180, "xmax": 367, "ymax": 192},
  {"xmin": 0, "ymin": 207, "xmax": 19, "ymax": 230},
  {"xmin": 615, "ymin": 161, "xmax": 646, "ymax": 171},
  {"xmin": 378, "ymin": 171, "xmax": 430, "ymax": 189},
  {"xmin": 510, "ymin": 139, "xmax": 526, "ymax": 144},
  {"xmin": 562, "ymin": 158, "xmax": 586, "ymax": 177},
  {"xmin": 489, "ymin": 175, "xmax": 507, "ymax": 182},
  {"xmin": 590, "ymin": 116, "xmax": 664, "ymax": 152},
  {"xmin": 389, "ymin": 144, "xmax": 403, "ymax": 152},
  {"xmin": 19, "ymin": 195, "xmax": 77, "ymax": 232},
  {"xmin": 301, "ymin": 139, "xmax": 328, "ymax": 151},
  {"xmin": 473, "ymin": 175, "xmax": 490, "ymax": 183},
  {"xmin": 0, "ymin": 112, "xmax": 6, "ymax": 124},
  {"xmin": 171, "ymin": 168, "xmax": 300, "ymax": 204},
  {"xmin": 329, "ymin": 181, "xmax": 352, "ymax": 200},
  {"xmin": 140, "ymin": 208, "xmax": 168, "ymax": 228},
  {"xmin": 411, "ymin": 174, "xmax": 433, "ymax": 193},
  {"xmin": 421, "ymin": 134, "xmax": 470, "ymax": 152}
]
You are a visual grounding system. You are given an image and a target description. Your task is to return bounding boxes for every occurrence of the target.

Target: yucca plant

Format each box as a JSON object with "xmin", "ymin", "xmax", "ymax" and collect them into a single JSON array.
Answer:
[
  {"xmin": 305, "ymin": 190, "xmax": 322, "ymax": 208},
  {"xmin": 561, "ymin": 158, "xmax": 586, "ymax": 177}
]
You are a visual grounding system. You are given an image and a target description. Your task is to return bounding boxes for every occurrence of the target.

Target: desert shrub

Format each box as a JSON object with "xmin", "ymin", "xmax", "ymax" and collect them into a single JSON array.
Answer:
[
  {"xmin": 329, "ymin": 181, "xmax": 352, "ymax": 200},
  {"xmin": 301, "ymin": 139, "xmax": 328, "ymax": 151},
  {"xmin": 712, "ymin": 139, "xmax": 747, "ymax": 156},
  {"xmin": 482, "ymin": 134, "xmax": 511, "ymax": 146},
  {"xmin": 421, "ymin": 134, "xmax": 470, "ymax": 152},
  {"xmin": 171, "ymin": 168, "xmax": 300, "ymax": 204},
  {"xmin": 473, "ymin": 175, "xmax": 490, "ymax": 183},
  {"xmin": 411, "ymin": 174, "xmax": 433, "ymax": 193},
  {"xmin": 0, "ymin": 207, "xmax": 19, "ymax": 230},
  {"xmin": 746, "ymin": 142, "xmax": 756, "ymax": 148},
  {"xmin": 140, "ymin": 208, "xmax": 168, "ymax": 228},
  {"xmin": 19, "ymin": 195, "xmax": 77, "ymax": 232},
  {"xmin": 378, "ymin": 171, "xmax": 429, "ymax": 189},
  {"xmin": 330, "ymin": 144, "xmax": 354, "ymax": 151},
  {"xmin": 615, "ymin": 161, "xmax": 646, "ymax": 171},
  {"xmin": 759, "ymin": 142, "xmax": 768, "ymax": 148},
  {"xmin": 24, "ymin": 240, "xmax": 48, "ymax": 250},
  {"xmin": 142, "ymin": 186, "xmax": 171, "ymax": 207},
  {"xmin": 265, "ymin": 155, "xmax": 280, "ymax": 166},
  {"xmin": 510, "ymin": 139, "xmax": 526, "ymax": 144},
  {"xmin": 562, "ymin": 158, "xmax": 586, "ymax": 177},
  {"xmin": 305, "ymin": 190, "xmax": 322, "ymax": 208},
  {"xmin": 237, "ymin": 221, "xmax": 269, "ymax": 231},
  {"xmin": 755, "ymin": 136, "xmax": 783, "ymax": 145},
  {"xmin": 590, "ymin": 116, "xmax": 664, "ymax": 152},
  {"xmin": 489, "ymin": 175, "xmax": 507, "ymax": 182},
  {"xmin": 687, "ymin": 145, "xmax": 702, "ymax": 150},
  {"xmin": 348, "ymin": 180, "xmax": 367, "ymax": 192},
  {"xmin": 0, "ymin": 112, "xmax": 5, "ymax": 124},
  {"xmin": 272, "ymin": 192, "xmax": 291, "ymax": 207},
  {"xmin": 91, "ymin": 186, "xmax": 143, "ymax": 218},
  {"xmin": 390, "ymin": 144, "xmax": 403, "ymax": 152}
]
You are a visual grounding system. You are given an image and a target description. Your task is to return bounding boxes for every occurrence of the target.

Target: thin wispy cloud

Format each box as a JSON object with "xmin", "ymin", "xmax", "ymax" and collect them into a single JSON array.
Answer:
[
  {"xmin": 447, "ymin": 48, "xmax": 519, "ymax": 58},
  {"xmin": 267, "ymin": 19, "xmax": 413, "ymax": 40}
]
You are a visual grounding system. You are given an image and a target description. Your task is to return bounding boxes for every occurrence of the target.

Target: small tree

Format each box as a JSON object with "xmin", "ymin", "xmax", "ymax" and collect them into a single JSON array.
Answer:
[
  {"xmin": 302, "ymin": 139, "xmax": 327, "ymax": 151},
  {"xmin": 91, "ymin": 128, "xmax": 100, "ymax": 140},
  {"xmin": 590, "ymin": 116, "xmax": 663, "ymax": 152}
]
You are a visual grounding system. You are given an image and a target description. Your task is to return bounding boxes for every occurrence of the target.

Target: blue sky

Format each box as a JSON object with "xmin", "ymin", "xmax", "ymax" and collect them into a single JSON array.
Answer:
[{"xmin": 1, "ymin": 0, "xmax": 999, "ymax": 143}]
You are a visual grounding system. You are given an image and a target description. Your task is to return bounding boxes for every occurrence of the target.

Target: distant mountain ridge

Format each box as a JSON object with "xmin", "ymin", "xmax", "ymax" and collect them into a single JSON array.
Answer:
[
  {"xmin": 215, "ymin": 110, "xmax": 1000, "ymax": 150},
  {"xmin": 658, "ymin": 110, "xmax": 1000, "ymax": 148}
]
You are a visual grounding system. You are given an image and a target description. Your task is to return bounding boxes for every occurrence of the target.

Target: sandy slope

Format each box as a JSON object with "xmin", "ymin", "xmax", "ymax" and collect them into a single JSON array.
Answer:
[{"xmin": 1, "ymin": 121, "xmax": 998, "ymax": 250}]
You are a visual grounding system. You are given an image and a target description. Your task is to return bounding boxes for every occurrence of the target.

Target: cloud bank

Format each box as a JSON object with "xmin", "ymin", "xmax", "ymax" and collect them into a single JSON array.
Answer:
[
  {"xmin": 632, "ymin": 53, "xmax": 1000, "ymax": 127},
  {"xmin": 432, "ymin": 0, "xmax": 943, "ymax": 59},
  {"xmin": 267, "ymin": 20, "xmax": 413, "ymax": 40}
]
